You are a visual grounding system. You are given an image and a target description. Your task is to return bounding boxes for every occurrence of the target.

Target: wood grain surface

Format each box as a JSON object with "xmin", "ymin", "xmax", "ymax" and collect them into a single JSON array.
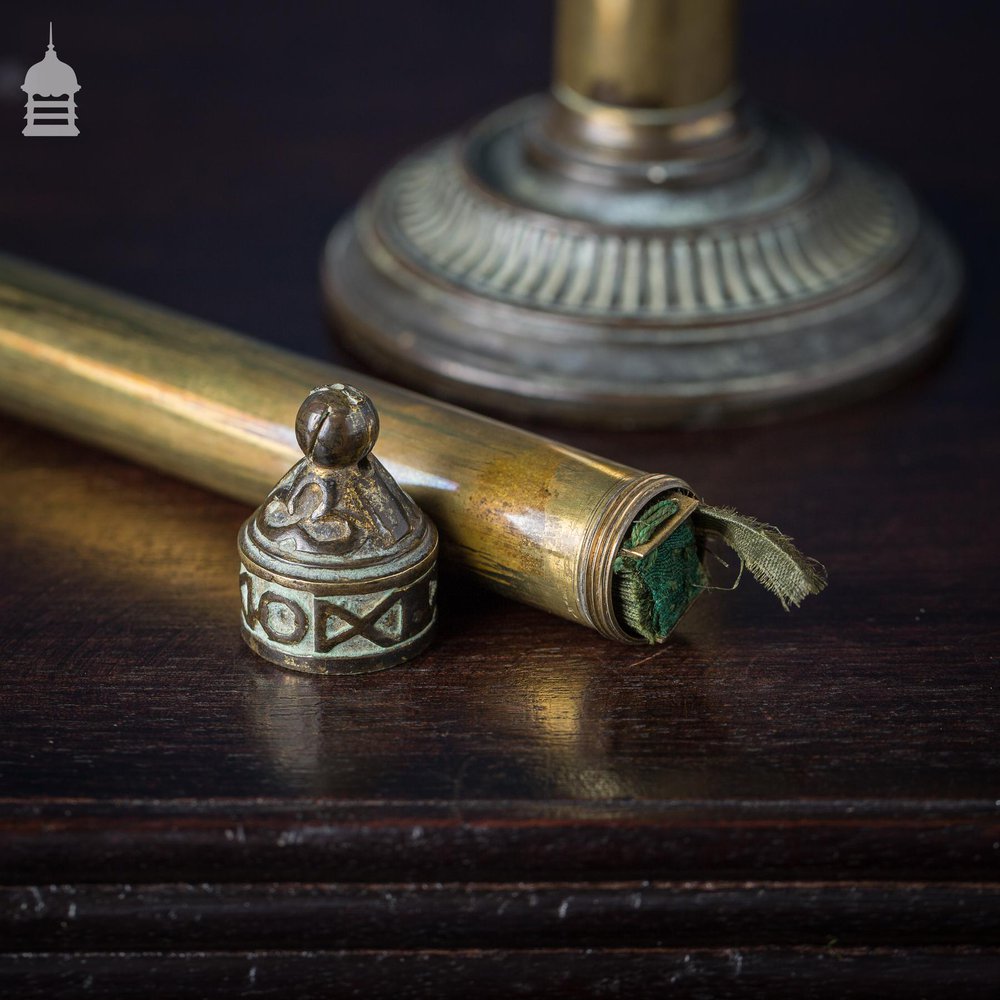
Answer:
[{"xmin": 1, "ymin": 1, "xmax": 998, "ymax": 996}]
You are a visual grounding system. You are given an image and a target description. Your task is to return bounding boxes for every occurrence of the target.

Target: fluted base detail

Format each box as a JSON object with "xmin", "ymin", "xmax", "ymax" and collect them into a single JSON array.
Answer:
[{"xmin": 323, "ymin": 97, "xmax": 962, "ymax": 427}]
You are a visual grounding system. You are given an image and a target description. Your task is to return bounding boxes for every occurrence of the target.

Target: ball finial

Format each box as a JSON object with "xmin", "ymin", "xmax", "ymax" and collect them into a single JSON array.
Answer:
[{"xmin": 294, "ymin": 383, "xmax": 379, "ymax": 468}]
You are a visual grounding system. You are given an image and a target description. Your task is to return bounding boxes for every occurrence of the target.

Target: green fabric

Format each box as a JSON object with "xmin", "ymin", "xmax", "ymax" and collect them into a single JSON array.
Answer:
[
  {"xmin": 693, "ymin": 504, "xmax": 827, "ymax": 610},
  {"xmin": 613, "ymin": 497, "xmax": 706, "ymax": 644}
]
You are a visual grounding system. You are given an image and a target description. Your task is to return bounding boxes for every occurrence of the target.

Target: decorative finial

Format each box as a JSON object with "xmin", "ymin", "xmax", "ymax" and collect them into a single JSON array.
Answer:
[
  {"xmin": 48, "ymin": 22, "xmax": 53, "ymax": 51},
  {"xmin": 295, "ymin": 382, "xmax": 378, "ymax": 470},
  {"xmin": 238, "ymin": 384, "xmax": 438, "ymax": 674}
]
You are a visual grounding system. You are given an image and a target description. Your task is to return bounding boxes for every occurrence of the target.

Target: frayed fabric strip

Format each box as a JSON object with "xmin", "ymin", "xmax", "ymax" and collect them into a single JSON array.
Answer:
[{"xmin": 613, "ymin": 495, "xmax": 827, "ymax": 644}]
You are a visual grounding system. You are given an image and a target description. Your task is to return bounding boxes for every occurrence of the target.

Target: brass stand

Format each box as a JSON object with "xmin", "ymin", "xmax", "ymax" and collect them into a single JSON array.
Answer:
[{"xmin": 323, "ymin": 0, "xmax": 962, "ymax": 427}]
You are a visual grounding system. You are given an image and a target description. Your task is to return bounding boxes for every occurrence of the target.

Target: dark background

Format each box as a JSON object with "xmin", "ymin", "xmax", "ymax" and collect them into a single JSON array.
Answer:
[
  {"xmin": 0, "ymin": 0, "xmax": 996, "ymax": 367},
  {"xmin": 1, "ymin": 3, "xmax": 999, "ymax": 996}
]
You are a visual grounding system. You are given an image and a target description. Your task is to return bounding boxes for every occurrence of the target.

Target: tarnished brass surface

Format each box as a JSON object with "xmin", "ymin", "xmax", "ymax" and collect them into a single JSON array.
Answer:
[
  {"xmin": 0, "ymin": 253, "xmax": 688, "ymax": 643},
  {"xmin": 239, "ymin": 385, "xmax": 438, "ymax": 674},
  {"xmin": 546, "ymin": 0, "xmax": 743, "ymax": 171},
  {"xmin": 554, "ymin": 0, "xmax": 736, "ymax": 111},
  {"xmin": 323, "ymin": 0, "xmax": 962, "ymax": 426}
]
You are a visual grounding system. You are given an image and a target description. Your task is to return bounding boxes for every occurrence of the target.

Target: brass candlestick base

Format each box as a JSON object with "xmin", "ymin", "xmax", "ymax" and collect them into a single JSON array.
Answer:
[{"xmin": 322, "ymin": 2, "xmax": 961, "ymax": 427}]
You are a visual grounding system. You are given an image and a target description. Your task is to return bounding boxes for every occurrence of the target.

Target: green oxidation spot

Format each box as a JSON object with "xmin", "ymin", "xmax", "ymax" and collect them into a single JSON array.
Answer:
[{"xmin": 613, "ymin": 497, "xmax": 706, "ymax": 644}]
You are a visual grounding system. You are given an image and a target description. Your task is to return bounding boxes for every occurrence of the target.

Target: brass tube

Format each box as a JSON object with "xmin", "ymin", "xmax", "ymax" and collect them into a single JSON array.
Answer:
[
  {"xmin": 0, "ymin": 254, "xmax": 688, "ymax": 643},
  {"xmin": 553, "ymin": 0, "xmax": 737, "ymax": 110}
]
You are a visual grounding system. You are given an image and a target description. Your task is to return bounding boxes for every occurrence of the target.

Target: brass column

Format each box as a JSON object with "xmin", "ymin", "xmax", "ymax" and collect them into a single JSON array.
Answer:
[
  {"xmin": 323, "ymin": 1, "xmax": 961, "ymax": 426},
  {"xmin": 554, "ymin": 0, "xmax": 735, "ymax": 111}
]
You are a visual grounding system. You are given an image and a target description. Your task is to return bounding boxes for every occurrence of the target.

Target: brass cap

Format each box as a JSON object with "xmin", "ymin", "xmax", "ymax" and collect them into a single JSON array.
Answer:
[{"xmin": 238, "ymin": 384, "xmax": 438, "ymax": 674}]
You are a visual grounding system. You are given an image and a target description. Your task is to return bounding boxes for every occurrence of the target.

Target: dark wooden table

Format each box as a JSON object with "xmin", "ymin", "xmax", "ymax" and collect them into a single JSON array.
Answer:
[{"xmin": 1, "ymin": 3, "xmax": 998, "ymax": 996}]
